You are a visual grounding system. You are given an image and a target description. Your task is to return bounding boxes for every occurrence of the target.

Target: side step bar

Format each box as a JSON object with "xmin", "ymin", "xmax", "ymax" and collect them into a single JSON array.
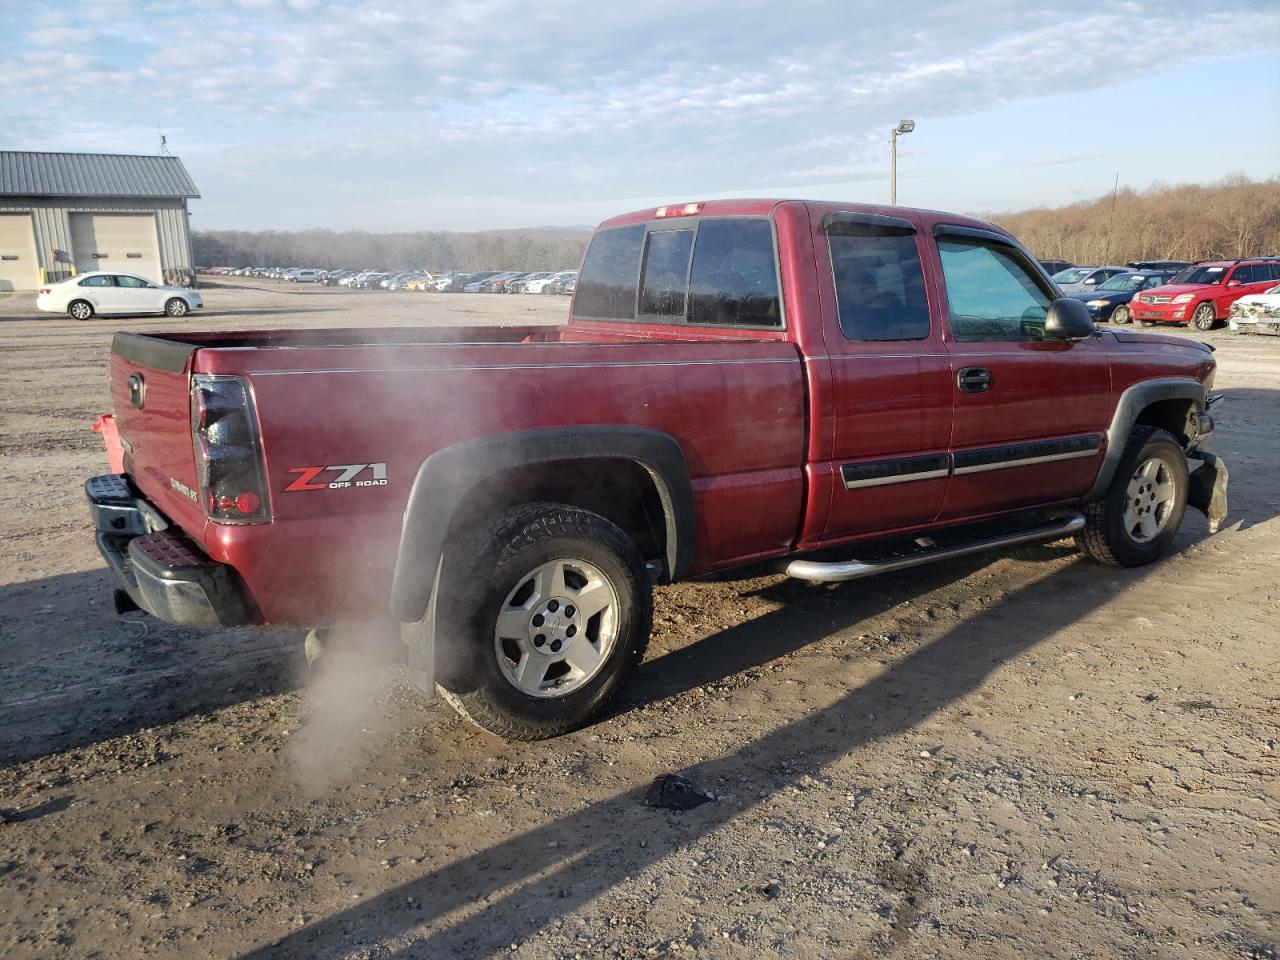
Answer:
[{"xmin": 780, "ymin": 512, "xmax": 1086, "ymax": 584}]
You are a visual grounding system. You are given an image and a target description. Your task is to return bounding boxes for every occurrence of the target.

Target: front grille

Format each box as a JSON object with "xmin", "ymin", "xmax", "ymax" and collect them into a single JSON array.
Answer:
[{"xmin": 1140, "ymin": 295, "xmax": 1172, "ymax": 304}]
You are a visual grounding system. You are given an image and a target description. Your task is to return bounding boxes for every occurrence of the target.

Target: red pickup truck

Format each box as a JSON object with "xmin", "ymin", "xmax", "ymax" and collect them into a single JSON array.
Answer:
[{"xmin": 87, "ymin": 199, "xmax": 1228, "ymax": 740}]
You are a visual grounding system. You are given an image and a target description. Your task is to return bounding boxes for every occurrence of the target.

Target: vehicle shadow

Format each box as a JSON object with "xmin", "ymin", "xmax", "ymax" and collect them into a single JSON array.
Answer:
[
  {"xmin": 236, "ymin": 539, "xmax": 1185, "ymax": 959},
  {"xmin": 238, "ymin": 407, "xmax": 1280, "ymax": 957},
  {"xmin": 0, "ymin": 567, "xmax": 301, "ymax": 767}
]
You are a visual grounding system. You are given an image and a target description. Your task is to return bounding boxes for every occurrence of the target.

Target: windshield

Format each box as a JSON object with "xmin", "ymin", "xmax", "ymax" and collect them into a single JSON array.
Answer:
[
  {"xmin": 1096, "ymin": 273, "xmax": 1150, "ymax": 292},
  {"xmin": 1052, "ymin": 268, "xmax": 1090, "ymax": 283},
  {"xmin": 1172, "ymin": 265, "xmax": 1228, "ymax": 285}
]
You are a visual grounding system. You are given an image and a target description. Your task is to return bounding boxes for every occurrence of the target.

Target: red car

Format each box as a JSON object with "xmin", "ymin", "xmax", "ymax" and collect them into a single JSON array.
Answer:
[
  {"xmin": 87, "ymin": 199, "xmax": 1228, "ymax": 739},
  {"xmin": 1131, "ymin": 258, "xmax": 1280, "ymax": 330}
]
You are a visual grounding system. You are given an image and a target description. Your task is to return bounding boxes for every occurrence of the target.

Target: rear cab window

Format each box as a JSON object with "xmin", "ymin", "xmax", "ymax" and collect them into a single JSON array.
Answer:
[{"xmin": 572, "ymin": 217, "xmax": 782, "ymax": 329}]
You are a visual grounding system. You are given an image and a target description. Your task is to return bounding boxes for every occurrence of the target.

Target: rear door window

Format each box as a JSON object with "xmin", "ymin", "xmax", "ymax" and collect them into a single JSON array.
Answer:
[
  {"xmin": 828, "ymin": 223, "xmax": 930, "ymax": 341},
  {"xmin": 572, "ymin": 224, "xmax": 645, "ymax": 320},
  {"xmin": 79, "ymin": 275, "xmax": 114, "ymax": 287}
]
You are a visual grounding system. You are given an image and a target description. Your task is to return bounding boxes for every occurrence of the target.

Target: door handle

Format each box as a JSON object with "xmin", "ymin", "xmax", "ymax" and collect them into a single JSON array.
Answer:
[{"xmin": 956, "ymin": 367, "xmax": 992, "ymax": 393}]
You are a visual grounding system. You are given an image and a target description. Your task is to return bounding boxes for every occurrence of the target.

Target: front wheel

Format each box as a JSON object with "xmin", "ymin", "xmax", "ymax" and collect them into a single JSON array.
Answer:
[
  {"xmin": 436, "ymin": 502, "xmax": 652, "ymax": 740},
  {"xmin": 1191, "ymin": 302, "xmax": 1217, "ymax": 331},
  {"xmin": 1111, "ymin": 305, "xmax": 1131, "ymax": 324},
  {"xmin": 1076, "ymin": 427, "xmax": 1189, "ymax": 567},
  {"xmin": 164, "ymin": 297, "xmax": 190, "ymax": 317}
]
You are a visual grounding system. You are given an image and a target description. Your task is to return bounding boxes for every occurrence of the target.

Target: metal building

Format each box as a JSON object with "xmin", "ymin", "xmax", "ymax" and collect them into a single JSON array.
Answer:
[{"xmin": 0, "ymin": 151, "xmax": 200, "ymax": 291}]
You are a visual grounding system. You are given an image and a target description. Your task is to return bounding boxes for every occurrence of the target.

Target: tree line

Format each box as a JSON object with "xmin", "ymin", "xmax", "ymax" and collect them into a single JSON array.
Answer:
[
  {"xmin": 192, "ymin": 226, "xmax": 591, "ymax": 272},
  {"xmin": 990, "ymin": 174, "xmax": 1280, "ymax": 265},
  {"xmin": 193, "ymin": 175, "xmax": 1280, "ymax": 272}
]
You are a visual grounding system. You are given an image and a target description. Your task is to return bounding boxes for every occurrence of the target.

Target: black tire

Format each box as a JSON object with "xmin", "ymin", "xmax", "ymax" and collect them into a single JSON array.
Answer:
[
  {"xmin": 1191, "ymin": 302, "xmax": 1217, "ymax": 331},
  {"xmin": 1076, "ymin": 426, "xmax": 1189, "ymax": 567},
  {"xmin": 67, "ymin": 299, "xmax": 94, "ymax": 321},
  {"xmin": 435, "ymin": 502, "xmax": 652, "ymax": 740},
  {"xmin": 1111, "ymin": 304, "xmax": 1131, "ymax": 325},
  {"xmin": 164, "ymin": 297, "xmax": 189, "ymax": 317}
]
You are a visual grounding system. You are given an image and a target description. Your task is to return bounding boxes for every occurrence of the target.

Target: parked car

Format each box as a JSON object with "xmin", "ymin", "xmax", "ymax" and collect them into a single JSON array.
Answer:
[
  {"xmin": 509, "ymin": 272, "xmax": 552, "ymax": 293},
  {"xmin": 1227, "ymin": 282, "xmax": 1280, "ymax": 335},
  {"xmin": 291, "ymin": 270, "xmax": 321, "ymax": 283},
  {"xmin": 524, "ymin": 271, "xmax": 571, "ymax": 294},
  {"xmin": 1038, "ymin": 259, "xmax": 1074, "ymax": 276},
  {"xmin": 1131, "ymin": 259, "xmax": 1280, "ymax": 330},
  {"xmin": 87, "ymin": 198, "xmax": 1227, "ymax": 741},
  {"xmin": 479, "ymin": 272, "xmax": 524, "ymax": 293},
  {"xmin": 37, "ymin": 272, "xmax": 203, "ymax": 319},
  {"xmin": 543, "ymin": 271, "xmax": 578, "ymax": 295},
  {"xmin": 463, "ymin": 272, "xmax": 503, "ymax": 293},
  {"xmin": 1068, "ymin": 270, "xmax": 1180, "ymax": 324},
  {"xmin": 1050, "ymin": 265, "xmax": 1130, "ymax": 295}
]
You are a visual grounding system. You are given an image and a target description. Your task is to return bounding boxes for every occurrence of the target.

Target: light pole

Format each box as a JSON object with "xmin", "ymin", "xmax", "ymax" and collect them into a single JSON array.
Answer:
[{"xmin": 889, "ymin": 119, "xmax": 915, "ymax": 205}]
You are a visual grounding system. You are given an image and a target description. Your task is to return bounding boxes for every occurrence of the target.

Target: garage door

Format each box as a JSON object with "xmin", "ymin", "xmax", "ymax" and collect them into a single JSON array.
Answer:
[
  {"xmin": 70, "ymin": 213, "xmax": 162, "ymax": 283},
  {"xmin": 0, "ymin": 213, "xmax": 39, "ymax": 291}
]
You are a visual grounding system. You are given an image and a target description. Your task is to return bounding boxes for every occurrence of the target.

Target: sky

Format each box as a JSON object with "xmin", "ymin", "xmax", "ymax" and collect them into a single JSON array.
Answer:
[{"xmin": 2, "ymin": 0, "xmax": 1278, "ymax": 232}]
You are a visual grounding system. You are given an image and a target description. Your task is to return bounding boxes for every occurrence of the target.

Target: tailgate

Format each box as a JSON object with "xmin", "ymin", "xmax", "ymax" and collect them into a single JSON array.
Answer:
[{"xmin": 109, "ymin": 332, "xmax": 208, "ymax": 538}]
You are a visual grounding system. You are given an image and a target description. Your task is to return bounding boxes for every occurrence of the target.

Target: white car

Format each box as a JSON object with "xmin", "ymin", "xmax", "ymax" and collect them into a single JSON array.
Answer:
[
  {"xmin": 37, "ymin": 272, "xmax": 204, "ymax": 320},
  {"xmin": 1228, "ymin": 282, "xmax": 1280, "ymax": 334}
]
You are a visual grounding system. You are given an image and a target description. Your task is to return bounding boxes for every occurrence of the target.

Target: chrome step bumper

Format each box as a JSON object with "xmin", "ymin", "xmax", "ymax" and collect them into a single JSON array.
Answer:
[{"xmin": 780, "ymin": 512, "xmax": 1086, "ymax": 584}]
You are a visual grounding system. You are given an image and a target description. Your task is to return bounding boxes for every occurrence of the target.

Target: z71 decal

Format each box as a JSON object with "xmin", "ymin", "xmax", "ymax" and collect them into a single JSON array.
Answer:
[{"xmin": 285, "ymin": 463, "xmax": 388, "ymax": 492}]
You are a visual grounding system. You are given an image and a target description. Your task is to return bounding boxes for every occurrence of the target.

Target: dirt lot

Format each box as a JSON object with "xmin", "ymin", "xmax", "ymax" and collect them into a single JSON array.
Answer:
[{"xmin": 1, "ymin": 278, "xmax": 1276, "ymax": 959}]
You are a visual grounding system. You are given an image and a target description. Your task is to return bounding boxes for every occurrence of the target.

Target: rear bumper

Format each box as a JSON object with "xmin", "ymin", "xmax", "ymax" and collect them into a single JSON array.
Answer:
[{"xmin": 87, "ymin": 474, "xmax": 252, "ymax": 628}]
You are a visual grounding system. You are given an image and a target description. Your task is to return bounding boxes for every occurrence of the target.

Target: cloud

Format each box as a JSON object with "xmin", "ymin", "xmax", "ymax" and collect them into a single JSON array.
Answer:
[{"xmin": 1, "ymin": 0, "xmax": 1276, "ymax": 228}]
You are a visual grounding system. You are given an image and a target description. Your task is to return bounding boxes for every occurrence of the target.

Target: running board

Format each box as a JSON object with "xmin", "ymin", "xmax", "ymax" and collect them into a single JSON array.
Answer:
[{"xmin": 780, "ymin": 512, "xmax": 1086, "ymax": 583}]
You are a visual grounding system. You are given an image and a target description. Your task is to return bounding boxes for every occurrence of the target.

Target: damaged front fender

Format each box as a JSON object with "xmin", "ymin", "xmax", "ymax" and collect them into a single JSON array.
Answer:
[{"xmin": 1188, "ymin": 451, "xmax": 1229, "ymax": 534}]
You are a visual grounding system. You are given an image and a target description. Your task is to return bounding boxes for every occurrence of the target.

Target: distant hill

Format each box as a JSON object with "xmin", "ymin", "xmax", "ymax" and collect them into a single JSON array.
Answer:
[
  {"xmin": 192, "ymin": 226, "xmax": 592, "ymax": 272},
  {"xmin": 987, "ymin": 174, "xmax": 1280, "ymax": 265}
]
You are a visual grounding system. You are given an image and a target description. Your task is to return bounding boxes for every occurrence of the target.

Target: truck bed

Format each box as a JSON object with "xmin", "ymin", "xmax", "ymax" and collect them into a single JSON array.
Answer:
[{"xmin": 109, "ymin": 325, "xmax": 807, "ymax": 624}]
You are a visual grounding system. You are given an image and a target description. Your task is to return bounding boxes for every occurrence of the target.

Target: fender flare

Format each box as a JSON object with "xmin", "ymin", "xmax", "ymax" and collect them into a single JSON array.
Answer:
[
  {"xmin": 390, "ymin": 425, "xmax": 696, "ymax": 623},
  {"xmin": 1089, "ymin": 377, "xmax": 1205, "ymax": 500}
]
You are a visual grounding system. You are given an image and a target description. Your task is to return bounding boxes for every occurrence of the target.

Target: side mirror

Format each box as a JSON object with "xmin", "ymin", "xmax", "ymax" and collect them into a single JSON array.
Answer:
[
  {"xmin": 1045, "ymin": 298, "xmax": 1096, "ymax": 340},
  {"xmin": 1226, "ymin": 280, "xmax": 1241, "ymax": 288},
  {"xmin": 1083, "ymin": 276, "xmax": 1097, "ymax": 285}
]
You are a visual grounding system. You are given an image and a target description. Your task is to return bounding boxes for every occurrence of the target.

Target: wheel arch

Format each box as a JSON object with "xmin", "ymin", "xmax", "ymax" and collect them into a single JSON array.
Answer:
[
  {"xmin": 390, "ymin": 426, "xmax": 695, "ymax": 623},
  {"xmin": 1089, "ymin": 378, "xmax": 1205, "ymax": 500}
]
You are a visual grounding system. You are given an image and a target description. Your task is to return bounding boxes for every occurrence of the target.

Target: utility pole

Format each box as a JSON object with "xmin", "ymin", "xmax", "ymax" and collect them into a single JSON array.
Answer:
[{"xmin": 890, "ymin": 120, "xmax": 915, "ymax": 205}]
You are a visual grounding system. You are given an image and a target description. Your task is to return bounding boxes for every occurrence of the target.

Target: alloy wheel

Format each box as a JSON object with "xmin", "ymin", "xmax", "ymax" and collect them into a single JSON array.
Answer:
[
  {"xmin": 1123, "ymin": 457, "xmax": 1176, "ymax": 543},
  {"xmin": 493, "ymin": 557, "xmax": 619, "ymax": 698}
]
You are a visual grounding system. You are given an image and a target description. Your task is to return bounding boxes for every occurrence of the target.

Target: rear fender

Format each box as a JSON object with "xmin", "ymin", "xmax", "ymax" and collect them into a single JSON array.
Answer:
[{"xmin": 390, "ymin": 426, "xmax": 695, "ymax": 624}]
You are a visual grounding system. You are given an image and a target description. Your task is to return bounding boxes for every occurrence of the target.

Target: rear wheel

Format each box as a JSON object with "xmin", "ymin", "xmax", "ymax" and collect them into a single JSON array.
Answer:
[
  {"xmin": 1191, "ymin": 302, "xmax": 1217, "ymax": 331},
  {"xmin": 68, "ymin": 300, "xmax": 94, "ymax": 320},
  {"xmin": 1076, "ymin": 427, "xmax": 1188, "ymax": 567},
  {"xmin": 165, "ymin": 297, "xmax": 190, "ymax": 317},
  {"xmin": 435, "ymin": 502, "xmax": 652, "ymax": 740},
  {"xmin": 1111, "ymin": 304, "xmax": 1131, "ymax": 324}
]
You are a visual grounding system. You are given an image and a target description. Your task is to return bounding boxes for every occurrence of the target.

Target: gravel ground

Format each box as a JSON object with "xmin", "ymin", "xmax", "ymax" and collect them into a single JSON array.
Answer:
[{"xmin": 0, "ymin": 279, "xmax": 1277, "ymax": 959}]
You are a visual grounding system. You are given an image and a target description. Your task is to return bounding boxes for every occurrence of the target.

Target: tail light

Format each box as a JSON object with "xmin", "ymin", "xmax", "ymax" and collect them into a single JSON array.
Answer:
[
  {"xmin": 39, "ymin": 287, "xmax": 52, "ymax": 295},
  {"xmin": 190, "ymin": 375, "xmax": 271, "ymax": 524}
]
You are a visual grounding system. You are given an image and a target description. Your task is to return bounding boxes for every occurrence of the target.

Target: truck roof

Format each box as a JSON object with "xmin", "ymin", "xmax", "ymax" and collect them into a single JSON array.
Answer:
[{"xmin": 595, "ymin": 198, "xmax": 1007, "ymax": 236}]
